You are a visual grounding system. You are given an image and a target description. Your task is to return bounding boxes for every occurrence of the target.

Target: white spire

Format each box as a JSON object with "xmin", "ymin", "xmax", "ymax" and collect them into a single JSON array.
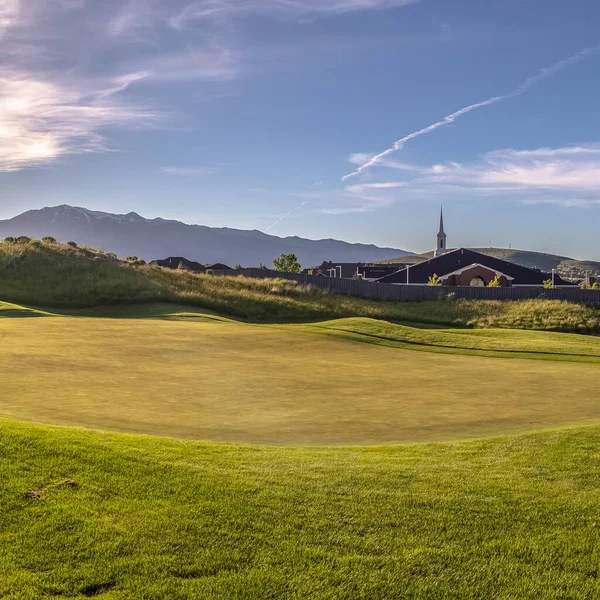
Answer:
[{"xmin": 434, "ymin": 206, "xmax": 447, "ymax": 256}]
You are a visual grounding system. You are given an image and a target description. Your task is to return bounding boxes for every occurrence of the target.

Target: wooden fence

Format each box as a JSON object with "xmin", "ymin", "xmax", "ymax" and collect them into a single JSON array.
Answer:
[{"xmin": 214, "ymin": 268, "xmax": 600, "ymax": 305}]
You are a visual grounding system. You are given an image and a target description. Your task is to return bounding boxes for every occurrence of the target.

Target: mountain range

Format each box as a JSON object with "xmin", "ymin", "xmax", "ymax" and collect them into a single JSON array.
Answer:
[{"xmin": 0, "ymin": 205, "xmax": 412, "ymax": 266}]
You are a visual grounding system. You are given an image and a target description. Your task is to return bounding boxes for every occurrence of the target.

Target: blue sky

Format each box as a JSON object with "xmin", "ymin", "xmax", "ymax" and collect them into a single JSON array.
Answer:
[{"xmin": 1, "ymin": 0, "xmax": 599, "ymax": 258}]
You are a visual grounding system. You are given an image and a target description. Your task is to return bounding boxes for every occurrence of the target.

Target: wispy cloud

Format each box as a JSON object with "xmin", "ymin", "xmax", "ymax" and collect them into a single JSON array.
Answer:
[
  {"xmin": 160, "ymin": 166, "xmax": 222, "ymax": 175},
  {"xmin": 0, "ymin": 0, "xmax": 242, "ymax": 171},
  {"xmin": 170, "ymin": 0, "xmax": 421, "ymax": 29},
  {"xmin": 343, "ymin": 45, "xmax": 600, "ymax": 180},
  {"xmin": 0, "ymin": 71, "xmax": 158, "ymax": 172},
  {"xmin": 334, "ymin": 144, "xmax": 600, "ymax": 212},
  {"xmin": 0, "ymin": 0, "xmax": 19, "ymax": 36},
  {"xmin": 141, "ymin": 45, "xmax": 238, "ymax": 81},
  {"xmin": 107, "ymin": 0, "xmax": 162, "ymax": 38},
  {"xmin": 426, "ymin": 145, "xmax": 600, "ymax": 193},
  {"xmin": 264, "ymin": 200, "xmax": 309, "ymax": 232}
]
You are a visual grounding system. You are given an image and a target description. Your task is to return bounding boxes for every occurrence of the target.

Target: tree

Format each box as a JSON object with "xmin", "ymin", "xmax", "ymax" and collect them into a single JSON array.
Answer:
[
  {"xmin": 177, "ymin": 261, "xmax": 186, "ymax": 270},
  {"xmin": 258, "ymin": 263, "xmax": 267, "ymax": 270},
  {"xmin": 488, "ymin": 274, "xmax": 502, "ymax": 288},
  {"xmin": 234, "ymin": 264, "xmax": 242, "ymax": 270},
  {"xmin": 272, "ymin": 253, "xmax": 301, "ymax": 273},
  {"xmin": 66, "ymin": 240, "xmax": 78, "ymax": 248},
  {"xmin": 543, "ymin": 279, "xmax": 554, "ymax": 289},
  {"xmin": 42, "ymin": 236, "xmax": 57, "ymax": 244},
  {"xmin": 592, "ymin": 282, "xmax": 600, "ymax": 291},
  {"xmin": 427, "ymin": 273, "xmax": 442, "ymax": 286}
]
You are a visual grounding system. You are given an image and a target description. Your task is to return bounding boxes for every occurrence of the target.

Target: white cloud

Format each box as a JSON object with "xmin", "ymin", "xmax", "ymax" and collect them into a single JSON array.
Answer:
[
  {"xmin": 0, "ymin": 71, "xmax": 158, "ymax": 172},
  {"xmin": 0, "ymin": 1, "xmax": 241, "ymax": 171},
  {"xmin": 334, "ymin": 144, "xmax": 600, "ymax": 212},
  {"xmin": 170, "ymin": 0, "xmax": 421, "ymax": 28},
  {"xmin": 425, "ymin": 145, "xmax": 600, "ymax": 193}
]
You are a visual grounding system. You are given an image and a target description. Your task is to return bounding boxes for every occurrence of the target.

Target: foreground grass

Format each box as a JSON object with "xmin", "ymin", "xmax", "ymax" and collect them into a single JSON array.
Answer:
[
  {"xmin": 2, "ymin": 417, "xmax": 600, "ymax": 599},
  {"xmin": 2, "ymin": 307, "xmax": 600, "ymax": 444},
  {"xmin": 1, "ymin": 240, "xmax": 600, "ymax": 332}
]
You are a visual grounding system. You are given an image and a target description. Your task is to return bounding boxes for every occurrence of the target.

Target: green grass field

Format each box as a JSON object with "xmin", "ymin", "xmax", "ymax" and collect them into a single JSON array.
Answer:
[
  {"xmin": 3, "ymin": 418, "xmax": 600, "ymax": 599},
  {"xmin": 2, "ymin": 302, "xmax": 600, "ymax": 444},
  {"xmin": 3, "ymin": 242, "xmax": 600, "ymax": 597}
]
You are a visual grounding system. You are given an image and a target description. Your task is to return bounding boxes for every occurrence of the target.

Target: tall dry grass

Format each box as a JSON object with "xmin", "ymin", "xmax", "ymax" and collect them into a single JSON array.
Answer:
[{"xmin": 1, "ymin": 239, "xmax": 599, "ymax": 331}]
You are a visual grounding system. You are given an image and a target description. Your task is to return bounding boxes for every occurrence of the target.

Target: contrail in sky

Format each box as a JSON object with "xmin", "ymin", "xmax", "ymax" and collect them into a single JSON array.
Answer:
[
  {"xmin": 342, "ymin": 44, "xmax": 600, "ymax": 181},
  {"xmin": 264, "ymin": 200, "xmax": 309, "ymax": 232}
]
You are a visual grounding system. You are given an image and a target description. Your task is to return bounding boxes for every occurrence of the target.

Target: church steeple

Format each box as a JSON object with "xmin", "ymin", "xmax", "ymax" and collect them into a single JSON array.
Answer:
[{"xmin": 434, "ymin": 206, "xmax": 447, "ymax": 256}]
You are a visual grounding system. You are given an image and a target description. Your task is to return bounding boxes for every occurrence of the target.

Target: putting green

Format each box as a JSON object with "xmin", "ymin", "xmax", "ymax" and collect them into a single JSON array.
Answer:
[{"xmin": 2, "ymin": 311, "xmax": 600, "ymax": 444}]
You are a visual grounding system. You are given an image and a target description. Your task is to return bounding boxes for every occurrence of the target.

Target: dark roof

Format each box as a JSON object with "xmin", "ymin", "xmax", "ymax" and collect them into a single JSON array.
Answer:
[
  {"xmin": 361, "ymin": 265, "xmax": 405, "ymax": 279},
  {"xmin": 377, "ymin": 248, "xmax": 576, "ymax": 286},
  {"xmin": 155, "ymin": 257, "xmax": 207, "ymax": 272},
  {"xmin": 155, "ymin": 258, "xmax": 233, "ymax": 272}
]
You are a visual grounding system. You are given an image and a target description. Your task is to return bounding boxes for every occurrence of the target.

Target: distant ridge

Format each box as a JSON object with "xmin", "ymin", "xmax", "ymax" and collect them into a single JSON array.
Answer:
[
  {"xmin": 378, "ymin": 248, "xmax": 600, "ymax": 278},
  {"xmin": 0, "ymin": 205, "xmax": 412, "ymax": 266}
]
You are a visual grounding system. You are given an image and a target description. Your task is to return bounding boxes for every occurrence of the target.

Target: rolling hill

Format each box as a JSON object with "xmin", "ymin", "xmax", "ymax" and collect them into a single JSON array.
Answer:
[
  {"xmin": 379, "ymin": 247, "xmax": 600, "ymax": 278},
  {"xmin": 0, "ymin": 205, "xmax": 412, "ymax": 267}
]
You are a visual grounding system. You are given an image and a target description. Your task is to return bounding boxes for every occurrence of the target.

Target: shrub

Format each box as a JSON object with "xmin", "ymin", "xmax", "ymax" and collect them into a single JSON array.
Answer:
[
  {"xmin": 42, "ymin": 236, "xmax": 57, "ymax": 244},
  {"xmin": 592, "ymin": 282, "xmax": 600, "ymax": 291},
  {"xmin": 273, "ymin": 253, "xmax": 301, "ymax": 273},
  {"xmin": 106, "ymin": 252, "xmax": 117, "ymax": 259},
  {"xmin": 488, "ymin": 274, "xmax": 502, "ymax": 288},
  {"xmin": 126, "ymin": 256, "xmax": 139, "ymax": 262},
  {"xmin": 427, "ymin": 273, "xmax": 442, "ymax": 286},
  {"xmin": 3, "ymin": 237, "xmax": 15, "ymax": 243},
  {"xmin": 543, "ymin": 279, "xmax": 554, "ymax": 289},
  {"xmin": 29, "ymin": 239, "xmax": 41, "ymax": 247},
  {"xmin": 16, "ymin": 236, "xmax": 31, "ymax": 244},
  {"xmin": 67, "ymin": 241, "xmax": 78, "ymax": 248}
]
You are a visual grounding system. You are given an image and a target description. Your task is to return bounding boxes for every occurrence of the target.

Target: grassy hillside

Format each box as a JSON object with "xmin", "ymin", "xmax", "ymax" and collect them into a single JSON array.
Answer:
[
  {"xmin": 3, "ymin": 417, "xmax": 600, "ymax": 599},
  {"xmin": 1, "ymin": 239, "xmax": 600, "ymax": 332},
  {"xmin": 2, "ymin": 303, "xmax": 600, "ymax": 444},
  {"xmin": 378, "ymin": 247, "xmax": 600, "ymax": 277}
]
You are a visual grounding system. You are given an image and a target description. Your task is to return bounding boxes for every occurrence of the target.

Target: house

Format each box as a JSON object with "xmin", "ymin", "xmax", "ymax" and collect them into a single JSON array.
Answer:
[
  {"xmin": 205, "ymin": 263, "xmax": 232, "ymax": 271},
  {"xmin": 154, "ymin": 257, "xmax": 232, "ymax": 273},
  {"xmin": 377, "ymin": 247, "xmax": 576, "ymax": 287},
  {"xmin": 306, "ymin": 261, "xmax": 409, "ymax": 280},
  {"xmin": 155, "ymin": 257, "xmax": 207, "ymax": 272}
]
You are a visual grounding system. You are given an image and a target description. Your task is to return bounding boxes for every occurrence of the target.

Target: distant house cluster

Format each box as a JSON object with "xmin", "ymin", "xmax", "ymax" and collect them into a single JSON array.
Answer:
[
  {"xmin": 155, "ymin": 257, "xmax": 232, "ymax": 273},
  {"xmin": 304, "ymin": 209, "xmax": 576, "ymax": 288},
  {"xmin": 154, "ymin": 209, "xmax": 582, "ymax": 288},
  {"xmin": 304, "ymin": 262, "xmax": 409, "ymax": 281}
]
